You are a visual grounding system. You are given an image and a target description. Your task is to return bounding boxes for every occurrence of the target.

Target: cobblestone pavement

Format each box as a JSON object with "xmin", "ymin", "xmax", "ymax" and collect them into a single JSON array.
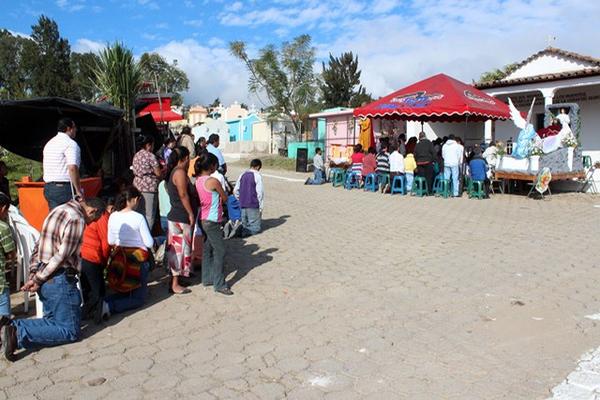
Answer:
[{"xmin": 2, "ymin": 168, "xmax": 600, "ymax": 400}]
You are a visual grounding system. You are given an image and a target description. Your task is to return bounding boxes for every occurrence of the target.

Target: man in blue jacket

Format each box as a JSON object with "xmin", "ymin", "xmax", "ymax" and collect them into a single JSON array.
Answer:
[
  {"xmin": 468, "ymin": 147, "xmax": 490, "ymax": 198},
  {"xmin": 234, "ymin": 159, "xmax": 264, "ymax": 236}
]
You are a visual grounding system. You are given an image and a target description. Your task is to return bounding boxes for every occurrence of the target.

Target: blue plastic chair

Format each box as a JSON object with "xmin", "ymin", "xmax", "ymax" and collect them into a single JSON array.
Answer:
[
  {"xmin": 344, "ymin": 172, "xmax": 360, "ymax": 190},
  {"xmin": 364, "ymin": 173, "xmax": 378, "ymax": 192},
  {"xmin": 390, "ymin": 175, "xmax": 406, "ymax": 195},
  {"xmin": 377, "ymin": 173, "xmax": 390, "ymax": 192}
]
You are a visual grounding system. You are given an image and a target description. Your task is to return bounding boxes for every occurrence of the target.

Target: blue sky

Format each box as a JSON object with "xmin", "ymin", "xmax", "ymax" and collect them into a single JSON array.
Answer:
[{"xmin": 2, "ymin": 0, "xmax": 600, "ymax": 106}]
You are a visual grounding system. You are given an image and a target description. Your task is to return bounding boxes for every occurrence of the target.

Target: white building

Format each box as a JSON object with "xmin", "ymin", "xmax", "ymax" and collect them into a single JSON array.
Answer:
[{"xmin": 476, "ymin": 47, "xmax": 600, "ymax": 163}]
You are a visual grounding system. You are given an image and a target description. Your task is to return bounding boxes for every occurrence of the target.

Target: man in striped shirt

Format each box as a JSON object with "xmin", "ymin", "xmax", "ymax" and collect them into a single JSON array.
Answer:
[
  {"xmin": 42, "ymin": 118, "xmax": 83, "ymax": 210},
  {"xmin": 1, "ymin": 197, "xmax": 105, "ymax": 360}
]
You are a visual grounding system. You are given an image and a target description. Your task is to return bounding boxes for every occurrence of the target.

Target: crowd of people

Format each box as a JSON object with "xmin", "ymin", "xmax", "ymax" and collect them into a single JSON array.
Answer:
[
  {"xmin": 0, "ymin": 118, "xmax": 265, "ymax": 361},
  {"xmin": 312, "ymin": 132, "xmax": 499, "ymax": 198}
]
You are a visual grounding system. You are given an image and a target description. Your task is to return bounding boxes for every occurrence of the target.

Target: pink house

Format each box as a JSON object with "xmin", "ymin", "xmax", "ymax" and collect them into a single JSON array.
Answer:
[{"xmin": 308, "ymin": 107, "xmax": 358, "ymax": 161}]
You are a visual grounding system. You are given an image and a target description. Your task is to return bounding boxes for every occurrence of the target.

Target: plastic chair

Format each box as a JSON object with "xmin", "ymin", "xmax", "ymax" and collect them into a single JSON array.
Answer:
[
  {"xmin": 377, "ymin": 173, "xmax": 390, "ymax": 192},
  {"xmin": 328, "ymin": 167, "xmax": 340, "ymax": 182},
  {"xmin": 464, "ymin": 176, "xmax": 473, "ymax": 194},
  {"xmin": 469, "ymin": 180, "xmax": 486, "ymax": 199},
  {"xmin": 344, "ymin": 172, "xmax": 360, "ymax": 190},
  {"xmin": 412, "ymin": 176, "xmax": 428, "ymax": 197},
  {"xmin": 391, "ymin": 175, "xmax": 406, "ymax": 195},
  {"xmin": 432, "ymin": 174, "xmax": 444, "ymax": 193},
  {"xmin": 583, "ymin": 155, "xmax": 593, "ymax": 169},
  {"xmin": 364, "ymin": 173, "xmax": 378, "ymax": 192},
  {"xmin": 434, "ymin": 179, "xmax": 452, "ymax": 198},
  {"xmin": 332, "ymin": 169, "xmax": 345, "ymax": 187}
]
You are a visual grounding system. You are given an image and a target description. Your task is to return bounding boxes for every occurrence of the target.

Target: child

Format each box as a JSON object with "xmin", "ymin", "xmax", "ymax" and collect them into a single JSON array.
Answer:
[
  {"xmin": 0, "ymin": 193, "xmax": 16, "ymax": 322},
  {"xmin": 80, "ymin": 197, "xmax": 112, "ymax": 323},
  {"xmin": 163, "ymin": 137, "xmax": 177, "ymax": 163},
  {"xmin": 404, "ymin": 152, "xmax": 417, "ymax": 191},
  {"xmin": 234, "ymin": 159, "xmax": 264, "ymax": 237}
]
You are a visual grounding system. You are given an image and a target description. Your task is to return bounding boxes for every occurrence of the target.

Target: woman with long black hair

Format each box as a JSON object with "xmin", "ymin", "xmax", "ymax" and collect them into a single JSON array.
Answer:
[{"xmin": 166, "ymin": 146, "xmax": 196, "ymax": 294}]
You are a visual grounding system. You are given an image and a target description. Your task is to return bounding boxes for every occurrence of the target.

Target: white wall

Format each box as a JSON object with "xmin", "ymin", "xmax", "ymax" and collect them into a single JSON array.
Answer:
[{"xmin": 507, "ymin": 54, "xmax": 593, "ymax": 80}]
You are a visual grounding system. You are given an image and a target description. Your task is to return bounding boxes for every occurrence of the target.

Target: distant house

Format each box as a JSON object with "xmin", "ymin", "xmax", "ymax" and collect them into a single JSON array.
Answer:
[
  {"xmin": 227, "ymin": 114, "xmax": 261, "ymax": 142},
  {"xmin": 188, "ymin": 105, "xmax": 208, "ymax": 126}
]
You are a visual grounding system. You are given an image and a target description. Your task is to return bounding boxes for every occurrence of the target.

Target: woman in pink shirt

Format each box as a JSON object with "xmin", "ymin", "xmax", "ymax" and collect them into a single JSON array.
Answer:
[{"xmin": 361, "ymin": 146, "xmax": 377, "ymax": 179}]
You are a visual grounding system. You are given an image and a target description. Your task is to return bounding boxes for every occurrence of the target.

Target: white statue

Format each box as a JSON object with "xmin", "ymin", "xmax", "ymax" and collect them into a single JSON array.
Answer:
[
  {"xmin": 556, "ymin": 108, "xmax": 570, "ymax": 128},
  {"xmin": 541, "ymin": 108, "xmax": 573, "ymax": 153},
  {"xmin": 508, "ymin": 97, "xmax": 536, "ymax": 159}
]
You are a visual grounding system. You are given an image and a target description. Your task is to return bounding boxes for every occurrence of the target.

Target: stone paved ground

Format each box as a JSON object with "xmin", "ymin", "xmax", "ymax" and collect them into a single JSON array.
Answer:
[{"xmin": 2, "ymin": 167, "xmax": 600, "ymax": 400}]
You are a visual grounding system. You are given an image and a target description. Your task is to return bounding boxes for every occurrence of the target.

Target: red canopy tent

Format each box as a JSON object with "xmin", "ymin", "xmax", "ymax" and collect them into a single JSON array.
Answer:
[
  {"xmin": 137, "ymin": 95, "xmax": 183, "ymax": 123},
  {"xmin": 354, "ymin": 73, "xmax": 511, "ymax": 122}
]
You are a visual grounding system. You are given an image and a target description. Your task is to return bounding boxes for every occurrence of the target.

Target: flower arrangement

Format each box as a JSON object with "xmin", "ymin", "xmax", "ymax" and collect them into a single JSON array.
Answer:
[
  {"xmin": 562, "ymin": 135, "xmax": 578, "ymax": 148},
  {"xmin": 530, "ymin": 146, "xmax": 544, "ymax": 156},
  {"xmin": 496, "ymin": 141, "xmax": 506, "ymax": 157}
]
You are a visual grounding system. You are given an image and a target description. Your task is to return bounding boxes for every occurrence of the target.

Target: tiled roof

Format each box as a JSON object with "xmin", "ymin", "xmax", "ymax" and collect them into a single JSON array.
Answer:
[{"xmin": 475, "ymin": 47, "xmax": 600, "ymax": 89}]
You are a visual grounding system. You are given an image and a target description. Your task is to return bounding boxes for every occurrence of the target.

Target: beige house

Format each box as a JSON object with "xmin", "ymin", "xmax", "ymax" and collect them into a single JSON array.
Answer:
[{"xmin": 188, "ymin": 105, "xmax": 208, "ymax": 126}]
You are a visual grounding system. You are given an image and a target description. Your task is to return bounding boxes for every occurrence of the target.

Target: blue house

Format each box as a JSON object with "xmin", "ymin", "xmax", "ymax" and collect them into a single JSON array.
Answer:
[{"xmin": 227, "ymin": 114, "xmax": 261, "ymax": 142}]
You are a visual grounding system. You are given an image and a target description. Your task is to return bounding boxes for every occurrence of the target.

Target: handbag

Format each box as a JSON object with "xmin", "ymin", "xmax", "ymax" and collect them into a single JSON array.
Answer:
[{"xmin": 106, "ymin": 247, "xmax": 149, "ymax": 293}]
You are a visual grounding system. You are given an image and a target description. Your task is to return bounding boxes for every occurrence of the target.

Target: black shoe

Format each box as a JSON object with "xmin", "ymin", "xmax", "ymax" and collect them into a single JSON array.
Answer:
[
  {"xmin": 1, "ymin": 324, "xmax": 17, "ymax": 361},
  {"xmin": 93, "ymin": 301, "xmax": 104, "ymax": 325},
  {"xmin": 216, "ymin": 287, "xmax": 234, "ymax": 296}
]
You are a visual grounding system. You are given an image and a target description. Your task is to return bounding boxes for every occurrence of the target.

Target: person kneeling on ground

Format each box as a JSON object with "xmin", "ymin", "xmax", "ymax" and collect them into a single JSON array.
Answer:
[
  {"xmin": 234, "ymin": 159, "xmax": 264, "ymax": 237},
  {"xmin": 305, "ymin": 147, "xmax": 325, "ymax": 185},
  {"xmin": 1, "ymin": 197, "xmax": 105, "ymax": 361},
  {"xmin": 80, "ymin": 197, "xmax": 112, "ymax": 324},
  {"xmin": 468, "ymin": 147, "xmax": 490, "ymax": 198},
  {"xmin": 103, "ymin": 186, "xmax": 156, "ymax": 318}
]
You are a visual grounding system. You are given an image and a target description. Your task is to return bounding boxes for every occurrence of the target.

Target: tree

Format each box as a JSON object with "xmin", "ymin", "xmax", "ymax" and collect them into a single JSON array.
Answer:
[
  {"xmin": 29, "ymin": 15, "xmax": 73, "ymax": 97},
  {"xmin": 320, "ymin": 52, "xmax": 372, "ymax": 108},
  {"xmin": 209, "ymin": 97, "xmax": 221, "ymax": 108},
  {"xmin": 139, "ymin": 53, "xmax": 189, "ymax": 106},
  {"xmin": 478, "ymin": 63, "xmax": 518, "ymax": 84},
  {"xmin": 230, "ymin": 34, "xmax": 318, "ymax": 135},
  {"xmin": 70, "ymin": 52, "xmax": 100, "ymax": 102},
  {"xmin": 0, "ymin": 30, "xmax": 35, "ymax": 99},
  {"xmin": 93, "ymin": 42, "xmax": 143, "ymax": 126}
]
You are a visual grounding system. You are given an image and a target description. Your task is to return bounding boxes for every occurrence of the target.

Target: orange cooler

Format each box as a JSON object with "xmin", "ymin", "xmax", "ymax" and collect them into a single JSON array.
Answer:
[{"xmin": 16, "ymin": 177, "xmax": 102, "ymax": 231}]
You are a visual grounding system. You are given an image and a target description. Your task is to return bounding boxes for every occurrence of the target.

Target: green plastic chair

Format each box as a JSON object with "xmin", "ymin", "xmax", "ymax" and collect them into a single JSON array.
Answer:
[
  {"xmin": 583, "ymin": 155, "xmax": 593, "ymax": 169},
  {"xmin": 464, "ymin": 176, "xmax": 472, "ymax": 194},
  {"xmin": 332, "ymin": 169, "xmax": 345, "ymax": 187},
  {"xmin": 328, "ymin": 167, "xmax": 340, "ymax": 182},
  {"xmin": 412, "ymin": 176, "xmax": 428, "ymax": 197},
  {"xmin": 469, "ymin": 180, "xmax": 486, "ymax": 199},
  {"xmin": 434, "ymin": 179, "xmax": 452, "ymax": 198}
]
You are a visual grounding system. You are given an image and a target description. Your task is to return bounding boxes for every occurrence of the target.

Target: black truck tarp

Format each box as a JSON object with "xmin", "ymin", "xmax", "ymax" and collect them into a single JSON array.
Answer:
[{"xmin": 0, "ymin": 97, "xmax": 129, "ymax": 175}]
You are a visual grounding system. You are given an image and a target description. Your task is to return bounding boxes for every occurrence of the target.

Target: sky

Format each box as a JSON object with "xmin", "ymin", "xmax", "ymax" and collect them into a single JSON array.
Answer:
[{"xmin": 2, "ymin": 0, "xmax": 600, "ymax": 107}]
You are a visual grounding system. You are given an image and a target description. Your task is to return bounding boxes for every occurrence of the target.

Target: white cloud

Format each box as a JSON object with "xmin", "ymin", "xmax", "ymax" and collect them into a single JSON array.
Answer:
[
  {"xmin": 152, "ymin": 39, "xmax": 252, "ymax": 106},
  {"xmin": 144, "ymin": 0, "xmax": 600, "ymax": 107},
  {"xmin": 8, "ymin": 30, "xmax": 30, "ymax": 39},
  {"xmin": 184, "ymin": 19, "xmax": 203, "ymax": 27},
  {"xmin": 73, "ymin": 38, "xmax": 105, "ymax": 53},
  {"xmin": 315, "ymin": 0, "xmax": 600, "ymax": 98},
  {"xmin": 226, "ymin": 1, "xmax": 244, "ymax": 12}
]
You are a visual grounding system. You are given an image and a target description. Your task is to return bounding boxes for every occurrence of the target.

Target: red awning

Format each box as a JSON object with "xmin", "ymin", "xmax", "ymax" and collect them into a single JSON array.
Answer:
[
  {"xmin": 354, "ymin": 73, "xmax": 511, "ymax": 122},
  {"xmin": 138, "ymin": 109, "xmax": 183, "ymax": 123},
  {"xmin": 136, "ymin": 95, "xmax": 184, "ymax": 123}
]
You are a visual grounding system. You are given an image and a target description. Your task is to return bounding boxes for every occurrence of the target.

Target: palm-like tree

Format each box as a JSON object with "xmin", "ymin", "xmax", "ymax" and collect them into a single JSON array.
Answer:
[{"xmin": 94, "ymin": 42, "xmax": 142, "ymax": 126}]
